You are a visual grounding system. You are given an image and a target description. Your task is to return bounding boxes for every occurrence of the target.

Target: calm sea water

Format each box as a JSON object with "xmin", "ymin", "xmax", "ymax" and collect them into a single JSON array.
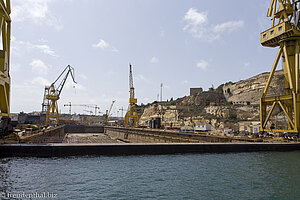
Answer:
[{"xmin": 0, "ymin": 151, "xmax": 300, "ymax": 200}]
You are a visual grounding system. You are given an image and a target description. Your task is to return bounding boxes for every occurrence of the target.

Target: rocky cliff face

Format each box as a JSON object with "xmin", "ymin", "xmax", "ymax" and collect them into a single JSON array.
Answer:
[
  {"xmin": 139, "ymin": 70, "xmax": 285, "ymax": 131},
  {"xmin": 222, "ymin": 70, "xmax": 285, "ymax": 105},
  {"xmin": 180, "ymin": 91, "xmax": 226, "ymax": 106}
]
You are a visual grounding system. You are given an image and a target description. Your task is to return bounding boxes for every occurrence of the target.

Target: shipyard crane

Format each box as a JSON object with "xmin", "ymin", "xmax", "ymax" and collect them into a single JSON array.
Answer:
[
  {"xmin": 42, "ymin": 65, "xmax": 76, "ymax": 125},
  {"xmin": 64, "ymin": 102, "xmax": 72, "ymax": 120},
  {"xmin": 83, "ymin": 109, "xmax": 93, "ymax": 115},
  {"xmin": 0, "ymin": 0, "xmax": 12, "ymax": 137},
  {"xmin": 64, "ymin": 103, "xmax": 100, "ymax": 115},
  {"xmin": 124, "ymin": 64, "xmax": 139, "ymax": 127},
  {"xmin": 104, "ymin": 100, "xmax": 115, "ymax": 124},
  {"xmin": 260, "ymin": 0, "xmax": 300, "ymax": 133}
]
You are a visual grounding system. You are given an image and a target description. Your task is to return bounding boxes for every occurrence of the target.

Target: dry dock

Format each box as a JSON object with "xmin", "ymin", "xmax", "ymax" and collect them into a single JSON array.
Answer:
[{"xmin": 1, "ymin": 125, "xmax": 299, "ymax": 157}]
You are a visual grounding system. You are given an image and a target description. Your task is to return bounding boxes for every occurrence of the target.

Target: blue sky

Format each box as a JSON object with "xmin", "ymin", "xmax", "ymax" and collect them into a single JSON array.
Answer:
[{"xmin": 10, "ymin": 0, "xmax": 277, "ymax": 116}]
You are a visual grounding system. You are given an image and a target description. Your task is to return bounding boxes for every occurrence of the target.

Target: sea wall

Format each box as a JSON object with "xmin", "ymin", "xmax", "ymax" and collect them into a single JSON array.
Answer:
[{"xmin": 1, "ymin": 143, "xmax": 300, "ymax": 157}]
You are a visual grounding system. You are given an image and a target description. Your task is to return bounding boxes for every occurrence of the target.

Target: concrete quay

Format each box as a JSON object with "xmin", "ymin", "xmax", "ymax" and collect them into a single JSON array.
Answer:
[{"xmin": 1, "ymin": 143, "xmax": 300, "ymax": 157}]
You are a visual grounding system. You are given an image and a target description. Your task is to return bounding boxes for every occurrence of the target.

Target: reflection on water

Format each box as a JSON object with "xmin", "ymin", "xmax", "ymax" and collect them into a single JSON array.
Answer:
[
  {"xmin": 0, "ymin": 152, "xmax": 300, "ymax": 200},
  {"xmin": 0, "ymin": 158, "xmax": 12, "ymax": 198}
]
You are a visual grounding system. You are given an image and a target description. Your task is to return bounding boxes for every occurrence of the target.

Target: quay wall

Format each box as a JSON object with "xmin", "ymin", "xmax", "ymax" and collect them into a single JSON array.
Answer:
[
  {"xmin": 104, "ymin": 127, "xmax": 260, "ymax": 143},
  {"xmin": 20, "ymin": 126, "xmax": 66, "ymax": 144},
  {"xmin": 20, "ymin": 125, "xmax": 105, "ymax": 144},
  {"xmin": 1, "ymin": 143, "xmax": 300, "ymax": 157}
]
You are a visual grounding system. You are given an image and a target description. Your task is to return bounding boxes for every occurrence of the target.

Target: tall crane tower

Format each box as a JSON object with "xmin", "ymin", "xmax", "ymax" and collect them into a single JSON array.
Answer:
[
  {"xmin": 0, "ymin": 0, "xmax": 12, "ymax": 137},
  {"xmin": 124, "ymin": 64, "xmax": 139, "ymax": 127},
  {"xmin": 260, "ymin": 0, "xmax": 300, "ymax": 133},
  {"xmin": 43, "ymin": 65, "xmax": 76, "ymax": 125}
]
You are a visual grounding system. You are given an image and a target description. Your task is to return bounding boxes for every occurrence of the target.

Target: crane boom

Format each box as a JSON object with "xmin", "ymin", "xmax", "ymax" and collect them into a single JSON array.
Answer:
[
  {"xmin": 53, "ymin": 65, "xmax": 76, "ymax": 96},
  {"xmin": 108, "ymin": 101, "xmax": 115, "ymax": 117},
  {"xmin": 64, "ymin": 103, "xmax": 100, "ymax": 116},
  {"xmin": 129, "ymin": 65, "xmax": 134, "ymax": 99},
  {"xmin": 104, "ymin": 100, "xmax": 115, "ymax": 124}
]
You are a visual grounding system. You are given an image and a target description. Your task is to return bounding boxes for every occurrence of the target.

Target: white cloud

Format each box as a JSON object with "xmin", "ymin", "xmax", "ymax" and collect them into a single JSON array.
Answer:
[
  {"xmin": 92, "ymin": 39, "xmax": 119, "ymax": 52},
  {"xmin": 150, "ymin": 57, "xmax": 159, "ymax": 64},
  {"xmin": 11, "ymin": 0, "xmax": 63, "ymax": 30},
  {"xmin": 183, "ymin": 8, "xmax": 244, "ymax": 41},
  {"xmin": 32, "ymin": 45, "xmax": 58, "ymax": 57},
  {"xmin": 93, "ymin": 39, "xmax": 108, "ymax": 49},
  {"xmin": 197, "ymin": 60, "xmax": 208, "ymax": 70},
  {"xmin": 31, "ymin": 76, "xmax": 50, "ymax": 86},
  {"xmin": 183, "ymin": 8, "xmax": 208, "ymax": 30},
  {"xmin": 11, "ymin": 36, "xmax": 58, "ymax": 57},
  {"xmin": 213, "ymin": 20, "xmax": 244, "ymax": 34},
  {"xmin": 30, "ymin": 59, "xmax": 49, "ymax": 75}
]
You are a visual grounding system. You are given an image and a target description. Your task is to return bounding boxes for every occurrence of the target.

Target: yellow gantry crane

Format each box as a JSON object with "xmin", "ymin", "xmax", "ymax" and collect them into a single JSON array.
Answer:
[
  {"xmin": 124, "ymin": 64, "xmax": 139, "ymax": 127},
  {"xmin": 260, "ymin": 0, "xmax": 300, "ymax": 133},
  {"xmin": 42, "ymin": 65, "xmax": 76, "ymax": 125},
  {"xmin": 0, "ymin": 0, "xmax": 12, "ymax": 137}
]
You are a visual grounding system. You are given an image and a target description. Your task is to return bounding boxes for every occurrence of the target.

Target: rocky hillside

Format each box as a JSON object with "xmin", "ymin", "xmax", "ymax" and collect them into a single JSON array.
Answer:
[
  {"xmin": 139, "ymin": 70, "xmax": 286, "ymax": 132},
  {"xmin": 223, "ymin": 70, "xmax": 285, "ymax": 105}
]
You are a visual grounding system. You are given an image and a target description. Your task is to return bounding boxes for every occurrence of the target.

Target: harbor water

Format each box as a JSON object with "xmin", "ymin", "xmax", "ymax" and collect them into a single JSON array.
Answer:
[{"xmin": 0, "ymin": 151, "xmax": 300, "ymax": 199}]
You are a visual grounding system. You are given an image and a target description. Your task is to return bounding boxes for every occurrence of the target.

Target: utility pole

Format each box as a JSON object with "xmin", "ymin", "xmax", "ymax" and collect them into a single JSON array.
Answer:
[
  {"xmin": 160, "ymin": 83, "xmax": 163, "ymax": 102},
  {"xmin": 119, "ymin": 107, "xmax": 125, "ymax": 118}
]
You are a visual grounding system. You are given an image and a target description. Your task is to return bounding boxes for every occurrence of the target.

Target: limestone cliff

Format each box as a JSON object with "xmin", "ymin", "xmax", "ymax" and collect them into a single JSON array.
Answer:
[
  {"xmin": 139, "ymin": 70, "xmax": 285, "ymax": 131},
  {"xmin": 223, "ymin": 70, "xmax": 285, "ymax": 105}
]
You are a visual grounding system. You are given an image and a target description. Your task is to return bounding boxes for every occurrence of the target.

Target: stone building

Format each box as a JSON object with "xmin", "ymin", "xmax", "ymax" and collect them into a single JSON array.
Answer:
[{"xmin": 190, "ymin": 87, "xmax": 203, "ymax": 96}]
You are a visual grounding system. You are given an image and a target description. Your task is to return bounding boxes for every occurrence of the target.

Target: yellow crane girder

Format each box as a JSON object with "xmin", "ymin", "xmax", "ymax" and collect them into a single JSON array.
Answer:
[
  {"xmin": 0, "ymin": 0, "xmax": 11, "ymax": 119},
  {"xmin": 260, "ymin": 0, "xmax": 300, "ymax": 133}
]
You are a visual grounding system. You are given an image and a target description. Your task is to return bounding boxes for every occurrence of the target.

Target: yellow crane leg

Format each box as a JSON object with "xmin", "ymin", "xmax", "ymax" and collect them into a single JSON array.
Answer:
[{"xmin": 261, "ymin": 40, "xmax": 300, "ymax": 133}]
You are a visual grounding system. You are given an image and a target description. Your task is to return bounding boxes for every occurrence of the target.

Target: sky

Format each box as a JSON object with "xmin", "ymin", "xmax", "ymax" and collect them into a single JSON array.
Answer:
[{"xmin": 10, "ymin": 0, "xmax": 277, "ymax": 117}]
